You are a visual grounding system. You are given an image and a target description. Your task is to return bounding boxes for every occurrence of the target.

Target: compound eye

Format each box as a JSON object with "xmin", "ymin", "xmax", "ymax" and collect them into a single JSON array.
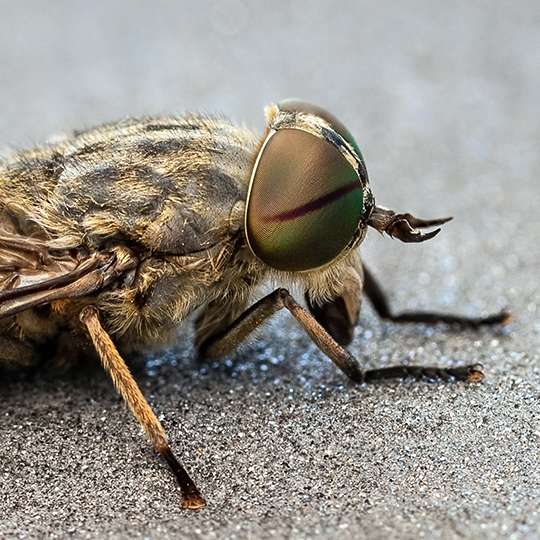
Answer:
[
  {"xmin": 246, "ymin": 128, "xmax": 364, "ymax": 272},
  {"xmin": 277, "ymin": 99, "xmax": 364, "ymax": 160}
]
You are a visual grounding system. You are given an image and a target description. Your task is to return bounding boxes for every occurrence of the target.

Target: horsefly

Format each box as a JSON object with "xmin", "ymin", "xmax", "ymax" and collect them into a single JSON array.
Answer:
[{"xmin": 0, "ymin": 100, "xmax": 509, "ymax": 507}]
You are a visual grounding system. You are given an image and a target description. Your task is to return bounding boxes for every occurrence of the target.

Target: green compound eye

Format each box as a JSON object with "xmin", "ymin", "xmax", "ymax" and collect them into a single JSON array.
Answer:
[{"xmin": 246, "ymin": 128, "xmax": 364, "ymax": 272}]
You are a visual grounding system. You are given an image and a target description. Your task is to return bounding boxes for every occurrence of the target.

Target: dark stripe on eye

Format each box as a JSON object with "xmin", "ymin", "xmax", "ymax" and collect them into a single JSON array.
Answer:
[{"xmin": 262, "ymin": 181, "xmax": 360, "ymax": 223}]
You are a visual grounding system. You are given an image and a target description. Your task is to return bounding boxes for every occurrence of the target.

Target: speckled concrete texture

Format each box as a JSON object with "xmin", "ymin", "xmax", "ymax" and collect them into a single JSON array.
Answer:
[{"xmin": 0, "ymin": 1, "xmax": 539, "ymax": 539}]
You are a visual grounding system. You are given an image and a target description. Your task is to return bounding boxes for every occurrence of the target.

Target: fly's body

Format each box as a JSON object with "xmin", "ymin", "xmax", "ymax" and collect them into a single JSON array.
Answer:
[
  {"xmin": 0, "ymin": 101, "xmax": 509, "ymax": 508},
  {"xmin": 0, "ymin": 116, "xmax": 263, "ymax": 363}
]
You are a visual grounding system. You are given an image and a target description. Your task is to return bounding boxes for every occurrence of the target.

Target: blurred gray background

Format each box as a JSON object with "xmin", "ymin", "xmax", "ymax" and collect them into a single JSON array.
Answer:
[{"xmin": 0, "ymin": 1, "xmax": 539, "ymax": 539}]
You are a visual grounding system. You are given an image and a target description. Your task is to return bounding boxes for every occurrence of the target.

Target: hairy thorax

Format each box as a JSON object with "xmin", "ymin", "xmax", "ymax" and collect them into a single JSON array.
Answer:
[{"xmin": 0, "ymin": 114, "xmax": 263, "ymax": 363}]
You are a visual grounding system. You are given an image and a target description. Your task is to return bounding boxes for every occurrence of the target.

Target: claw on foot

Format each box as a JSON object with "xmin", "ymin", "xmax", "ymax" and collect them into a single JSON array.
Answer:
[
  {"xmin": 181, "ymin": 493, "xmax": 206, "ymax": 510},
  {"xmin": 447, "ymin": 363, "xmax": 484, "ymax": 383}
]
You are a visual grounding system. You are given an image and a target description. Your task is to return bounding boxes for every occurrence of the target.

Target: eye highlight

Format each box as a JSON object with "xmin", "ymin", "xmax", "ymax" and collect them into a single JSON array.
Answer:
[{"xmin": 245, "ymin": 106, "xmax": 368, "ymax": 272}]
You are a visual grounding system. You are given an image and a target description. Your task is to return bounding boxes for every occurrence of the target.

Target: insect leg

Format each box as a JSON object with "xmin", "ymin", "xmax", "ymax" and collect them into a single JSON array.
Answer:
[
  {"xmin": 200, "ymin": 288, "xmax": 482, "ymax": 383},
  {"xmin": 305, "ymin": 266, "xmax": 363, "ymax": 346},
  {"xmin": 362, "ymin": 262, "xmax": 511, "ymax": 327},
  {"xmin": 79, "ymin": 306, "xmax": 205, "ymax": 510}
]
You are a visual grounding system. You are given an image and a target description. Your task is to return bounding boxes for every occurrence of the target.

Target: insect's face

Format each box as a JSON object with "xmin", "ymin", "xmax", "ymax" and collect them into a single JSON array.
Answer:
[{"xmin": 245, "ymin": 100, "xmax": 374, "ymax": 273}]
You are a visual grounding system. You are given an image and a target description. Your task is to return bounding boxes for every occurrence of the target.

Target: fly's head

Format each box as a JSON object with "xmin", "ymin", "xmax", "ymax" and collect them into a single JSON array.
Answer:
[
  {"xmin": 244, "ymin": 100, "xmax": 450, "ymax": 302},
  {"xmin": 244, "ymin": 100, "xmax": 374, "ymax": 300}
]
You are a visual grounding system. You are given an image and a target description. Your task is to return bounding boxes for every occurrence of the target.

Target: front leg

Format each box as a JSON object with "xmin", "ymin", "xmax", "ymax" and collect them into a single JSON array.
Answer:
[
  {"xmin": 362, "ymin": 263, "xmax": 511, "ymax": 327},
  {"xmin": 199, "ymin": 288, "xmax": 483, "ymax": 383},
  {"xmin": 305, "ymin": 265, "xmax": 363, "ymax": 347}
]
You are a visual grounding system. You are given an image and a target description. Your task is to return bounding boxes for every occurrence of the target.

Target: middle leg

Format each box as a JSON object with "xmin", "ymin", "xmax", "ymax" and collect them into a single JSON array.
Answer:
[{"xmin": 198, "ymin": 288, "xmax": 483, "ymax": 384}]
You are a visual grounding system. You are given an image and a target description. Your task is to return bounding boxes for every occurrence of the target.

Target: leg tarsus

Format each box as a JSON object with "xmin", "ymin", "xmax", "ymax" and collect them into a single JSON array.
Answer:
[
  {"xmin": 362, "ymin": 262, "xmax": 510, "ymax": 328},
  {"xmin": 364, "ymin": 363, "xmax": 483, "ymax": 383},
  {"xmin": 390, "ymin": 310, "xmax": 511, "ymax": 328},
  {"xmin": 160, "ymin": 447, "xmax": 206, "ymax": 509}
]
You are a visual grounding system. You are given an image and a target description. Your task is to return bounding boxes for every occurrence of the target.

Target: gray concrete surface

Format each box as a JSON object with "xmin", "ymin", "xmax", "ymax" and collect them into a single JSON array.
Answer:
[{"xmin": 0, "ymin": 1, "xmax": 539, "ymax": 538}]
